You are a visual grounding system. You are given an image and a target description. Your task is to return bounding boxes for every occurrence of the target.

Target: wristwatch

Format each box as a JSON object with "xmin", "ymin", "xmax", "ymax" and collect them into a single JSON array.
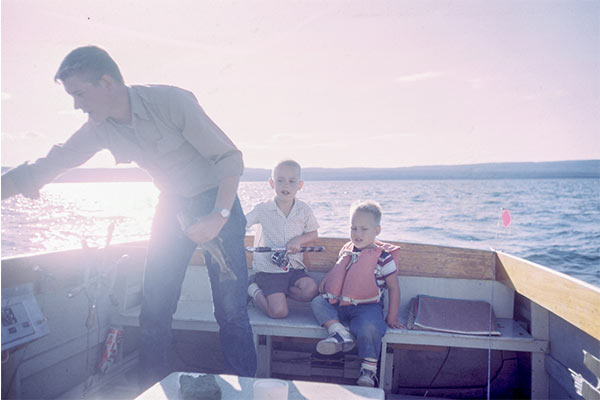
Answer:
[{"xmin": 215, "ymin": 207, "xmax": 230, "ymax": 219}]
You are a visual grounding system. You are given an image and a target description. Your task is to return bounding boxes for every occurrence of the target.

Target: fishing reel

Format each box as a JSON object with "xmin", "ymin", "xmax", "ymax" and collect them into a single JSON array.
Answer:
[{"xmin": 271, "ymin": 250, "xmax": 290, "ymax": 269}]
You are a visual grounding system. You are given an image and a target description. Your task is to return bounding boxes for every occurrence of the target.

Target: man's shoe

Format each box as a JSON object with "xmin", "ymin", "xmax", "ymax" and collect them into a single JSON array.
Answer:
[
  {"xmin": 316, "ymin": 331, "xmax": 355, "ymax": 355},
  {"xmin": 357, "ymin": 368, "xmax": 378, "ymax": 387}
]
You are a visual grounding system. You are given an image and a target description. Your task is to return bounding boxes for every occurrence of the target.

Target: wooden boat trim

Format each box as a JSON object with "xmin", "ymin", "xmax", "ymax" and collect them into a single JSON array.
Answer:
[
  {"xmin": 290, "ymin": 237, "xmax": 496, "ymax": 279},
  {"xmin": 496, "ymin": 251, "xmax": 600, "ymax": 339}
]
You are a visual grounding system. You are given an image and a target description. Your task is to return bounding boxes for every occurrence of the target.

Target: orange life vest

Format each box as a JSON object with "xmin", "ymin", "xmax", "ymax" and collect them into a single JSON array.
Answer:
[{"xmin": 321, "ymin": 241, "xmax": 400, "ymax": 306}]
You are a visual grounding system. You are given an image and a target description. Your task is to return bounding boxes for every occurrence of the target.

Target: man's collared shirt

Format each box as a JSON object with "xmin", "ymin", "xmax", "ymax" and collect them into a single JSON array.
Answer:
[{"xmin": 246, "ymin": 198, "xmax": 319, "ymax": 273}]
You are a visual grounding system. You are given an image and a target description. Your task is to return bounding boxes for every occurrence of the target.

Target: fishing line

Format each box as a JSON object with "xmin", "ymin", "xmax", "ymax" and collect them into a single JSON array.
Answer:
[
  {"xmin": 487, "ymin": 207, "xmax": 512, "ymax": 399},
  {"xmin": 423, "ymin": 347, "xmax": 451, "ymax": 397},
  {"xmin": 487, "ymin": 261, "xmax": 495, "ymax": 400}
]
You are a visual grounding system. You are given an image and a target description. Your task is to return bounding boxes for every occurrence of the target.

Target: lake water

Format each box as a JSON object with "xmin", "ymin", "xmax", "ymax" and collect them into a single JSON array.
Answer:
[{"xmin": 1, "ymin": 179, "xmax": 598, "ymax": 287}]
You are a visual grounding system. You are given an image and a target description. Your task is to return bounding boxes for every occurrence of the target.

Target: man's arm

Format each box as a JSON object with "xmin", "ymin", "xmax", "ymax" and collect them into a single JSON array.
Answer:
[
  {"xmin": 168, "ymin": 88, "xmax": 244, "ymax": 181},
  {"xmin": 2, "ymin": 124, "xmax": 103, "ymax": 201},
  {"xmin": 164, "ymin": 87, "xmax": 246, "ymax": 243},
  {"xmin": 213, "ymin": 175, "xmax": 239, "ymax": 215}
]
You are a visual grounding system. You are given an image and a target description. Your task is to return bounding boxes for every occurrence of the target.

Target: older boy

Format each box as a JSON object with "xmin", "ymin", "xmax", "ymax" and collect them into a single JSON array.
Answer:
[
  {"xmin": 246, "ymin": 160, "xmax": 319, "ymax": 318},
  {"xmin": 311, "ymin": 201, "xmax": 404, "ymax": 387}
]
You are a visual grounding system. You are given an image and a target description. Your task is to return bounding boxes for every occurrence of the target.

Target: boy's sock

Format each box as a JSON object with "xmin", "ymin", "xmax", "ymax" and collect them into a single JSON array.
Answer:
[
  {"xmin": 248, "ymin": 282, "xmax": 262, "ymax": 299},
  {"xmin": 361, "ymin": 358, "xmax": 378, "ymax": 373}
]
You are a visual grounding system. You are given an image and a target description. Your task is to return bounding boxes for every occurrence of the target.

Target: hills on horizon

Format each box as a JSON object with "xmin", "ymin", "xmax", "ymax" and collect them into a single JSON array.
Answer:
[{"xmin": 1, "ymin": 160, "xmax": 598, "ymax": 183}]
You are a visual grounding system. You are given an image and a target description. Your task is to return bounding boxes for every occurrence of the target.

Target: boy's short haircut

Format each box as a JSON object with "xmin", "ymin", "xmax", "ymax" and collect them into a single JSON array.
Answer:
[
  {"xmin": 351, "ymin": 200, "xmax": 382, "ymax": 226},
  {"xmin": 55, "ymin": 45, "xmax": 124, "ymax": 85},
  {"xmin": 273, "ymin": 160, "xmax": 302, "ymax": 179}
]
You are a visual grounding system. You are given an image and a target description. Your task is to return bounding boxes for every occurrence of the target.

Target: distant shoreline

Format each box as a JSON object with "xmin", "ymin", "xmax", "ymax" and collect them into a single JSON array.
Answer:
[{"xmin": 2, "ymin": 160, "xmax": 598, "ymax": 183}]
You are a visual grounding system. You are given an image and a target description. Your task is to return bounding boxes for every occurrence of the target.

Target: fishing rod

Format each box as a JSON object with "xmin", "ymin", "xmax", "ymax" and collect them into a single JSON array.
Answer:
[
  {"xmin": 246, "ymin": 246, "xmax": 325, "ymax": 269},
  {"xmin": 245, "ymin": 246, "xmax": 325, "ymax": 253}
]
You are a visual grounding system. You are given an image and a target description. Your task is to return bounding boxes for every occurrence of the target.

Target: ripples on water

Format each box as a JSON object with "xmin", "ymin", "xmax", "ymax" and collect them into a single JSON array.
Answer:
[{"xmin": 1, "ymin": 179, "xmax": 598, "ymax": 287}]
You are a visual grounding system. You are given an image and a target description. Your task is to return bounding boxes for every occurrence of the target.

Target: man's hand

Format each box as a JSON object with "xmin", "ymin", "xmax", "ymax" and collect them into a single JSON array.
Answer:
[
  {"xmin": 2, "ymin": 166, "xmax": 40, "ymax": 200},
  {"xmin": 184, "ymin": 212, "xmax": 227, "ymax": 244},
  {"xmin": 2, "ymin": 176, "xmax": 21, "ymax": 200}
]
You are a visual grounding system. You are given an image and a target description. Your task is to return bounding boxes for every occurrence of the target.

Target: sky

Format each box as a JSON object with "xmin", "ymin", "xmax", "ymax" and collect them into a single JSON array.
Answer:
[{"xmin": 1, "ymin": 0, "xmax": 599, "ymax": 169}]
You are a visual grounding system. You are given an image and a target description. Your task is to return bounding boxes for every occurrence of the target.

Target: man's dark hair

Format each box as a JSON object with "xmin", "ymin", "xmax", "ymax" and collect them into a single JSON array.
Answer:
[{"xmin": 54, "ymin": 45, "xmax": 124, "ymax": 85}]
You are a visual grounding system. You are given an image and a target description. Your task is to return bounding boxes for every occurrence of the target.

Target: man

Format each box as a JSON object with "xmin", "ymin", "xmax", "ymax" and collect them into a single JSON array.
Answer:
[{"xmin": 1, "ymin": 45, "xmax": 257, "ymax": 387}]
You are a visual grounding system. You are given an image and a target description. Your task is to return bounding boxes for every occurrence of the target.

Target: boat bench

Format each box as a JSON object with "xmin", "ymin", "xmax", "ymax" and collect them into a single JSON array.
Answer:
[
  {"xmin": 248, "ymin": 270, "xmax": 549, "ymax": 390},
  {"xmin": 112, "ymin": 263, "xmax": 549, "ymax": 391}
]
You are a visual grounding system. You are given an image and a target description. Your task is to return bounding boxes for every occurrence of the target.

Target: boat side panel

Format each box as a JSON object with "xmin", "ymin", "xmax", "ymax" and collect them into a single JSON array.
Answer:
[
  {"xmin": 546, "ymin": 312, "xmax": 600, "ymax": 399},
  {"xmin": 1, "ymin": 244, "xmax": 147, "ymax": 399}
]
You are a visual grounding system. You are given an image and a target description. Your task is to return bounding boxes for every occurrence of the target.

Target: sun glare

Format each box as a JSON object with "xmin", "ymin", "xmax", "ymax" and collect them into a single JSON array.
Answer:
[{"xmin": 1, "ymin": 182, "xmax": 159, "ymax": 256}]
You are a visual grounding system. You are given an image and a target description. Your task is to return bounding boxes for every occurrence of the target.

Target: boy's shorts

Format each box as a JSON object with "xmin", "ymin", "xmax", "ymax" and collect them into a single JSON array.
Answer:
[{"xmin": 255, "ymin": 269, "xmax": 312, "ymax": 297}]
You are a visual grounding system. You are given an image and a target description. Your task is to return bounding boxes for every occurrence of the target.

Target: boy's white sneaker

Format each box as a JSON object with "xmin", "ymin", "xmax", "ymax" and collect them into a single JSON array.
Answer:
[
  {"xmin": 357, "ymin": 368, "xmax": 378, "ymax": 387},
  {"xmin": 316, "ymin": 330, "xmax": 355, "ymax": 355}
]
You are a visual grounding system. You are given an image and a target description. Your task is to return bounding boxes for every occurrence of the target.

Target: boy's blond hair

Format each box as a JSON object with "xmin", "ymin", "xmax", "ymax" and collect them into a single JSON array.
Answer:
[
  {"xmin": 350, "ymin": 200, "xmax": 382, "ymax": 226},
  {"xmin": 272, "ymin": 159, "xmax": 302, "ymax": 179}
]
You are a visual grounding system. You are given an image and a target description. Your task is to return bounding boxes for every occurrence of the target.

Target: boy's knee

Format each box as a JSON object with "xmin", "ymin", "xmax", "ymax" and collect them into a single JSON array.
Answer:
[
  {"xmin": 268, "ymin": 306, "xmax": 289, "ymax": 319},
  {"xmin": 267, "ymin": 300, "xmax": 289, "ymax": 318},
  {"xmin": 297, "ymin": 277, "xmax": 317, "ymax": 291},
  {"xmin": 302, "ymin": 281, "xmax": 318, "ymax": 298},
  {"xmin": 311, "ymin": 294, "xmax": 325, "ymax": 308},
  {"xmin": 356, "ymin": 323, "xmax": 382, "ymax": 339}
]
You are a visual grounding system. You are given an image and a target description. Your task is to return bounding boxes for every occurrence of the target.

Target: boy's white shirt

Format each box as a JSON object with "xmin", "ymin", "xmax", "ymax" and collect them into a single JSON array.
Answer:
[{"xmin": 246, "ymin": 197, "xmax": 319, "ymax": 273}]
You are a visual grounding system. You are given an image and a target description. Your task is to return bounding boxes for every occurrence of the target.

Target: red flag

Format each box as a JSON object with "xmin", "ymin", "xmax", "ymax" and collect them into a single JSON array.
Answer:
[{"xmin": 501, "ymin": 209, "xmax": 512, "ymax": 227}]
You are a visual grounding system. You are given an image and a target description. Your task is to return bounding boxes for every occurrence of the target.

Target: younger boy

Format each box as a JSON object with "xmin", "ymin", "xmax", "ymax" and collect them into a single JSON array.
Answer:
[
  {"xmin": 246, "ymin": 160, "xmax": 319, "ymax": 318},
  {"xmin": 311, "ymin": 200, "xmax": 404, "ymax": 387}
]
